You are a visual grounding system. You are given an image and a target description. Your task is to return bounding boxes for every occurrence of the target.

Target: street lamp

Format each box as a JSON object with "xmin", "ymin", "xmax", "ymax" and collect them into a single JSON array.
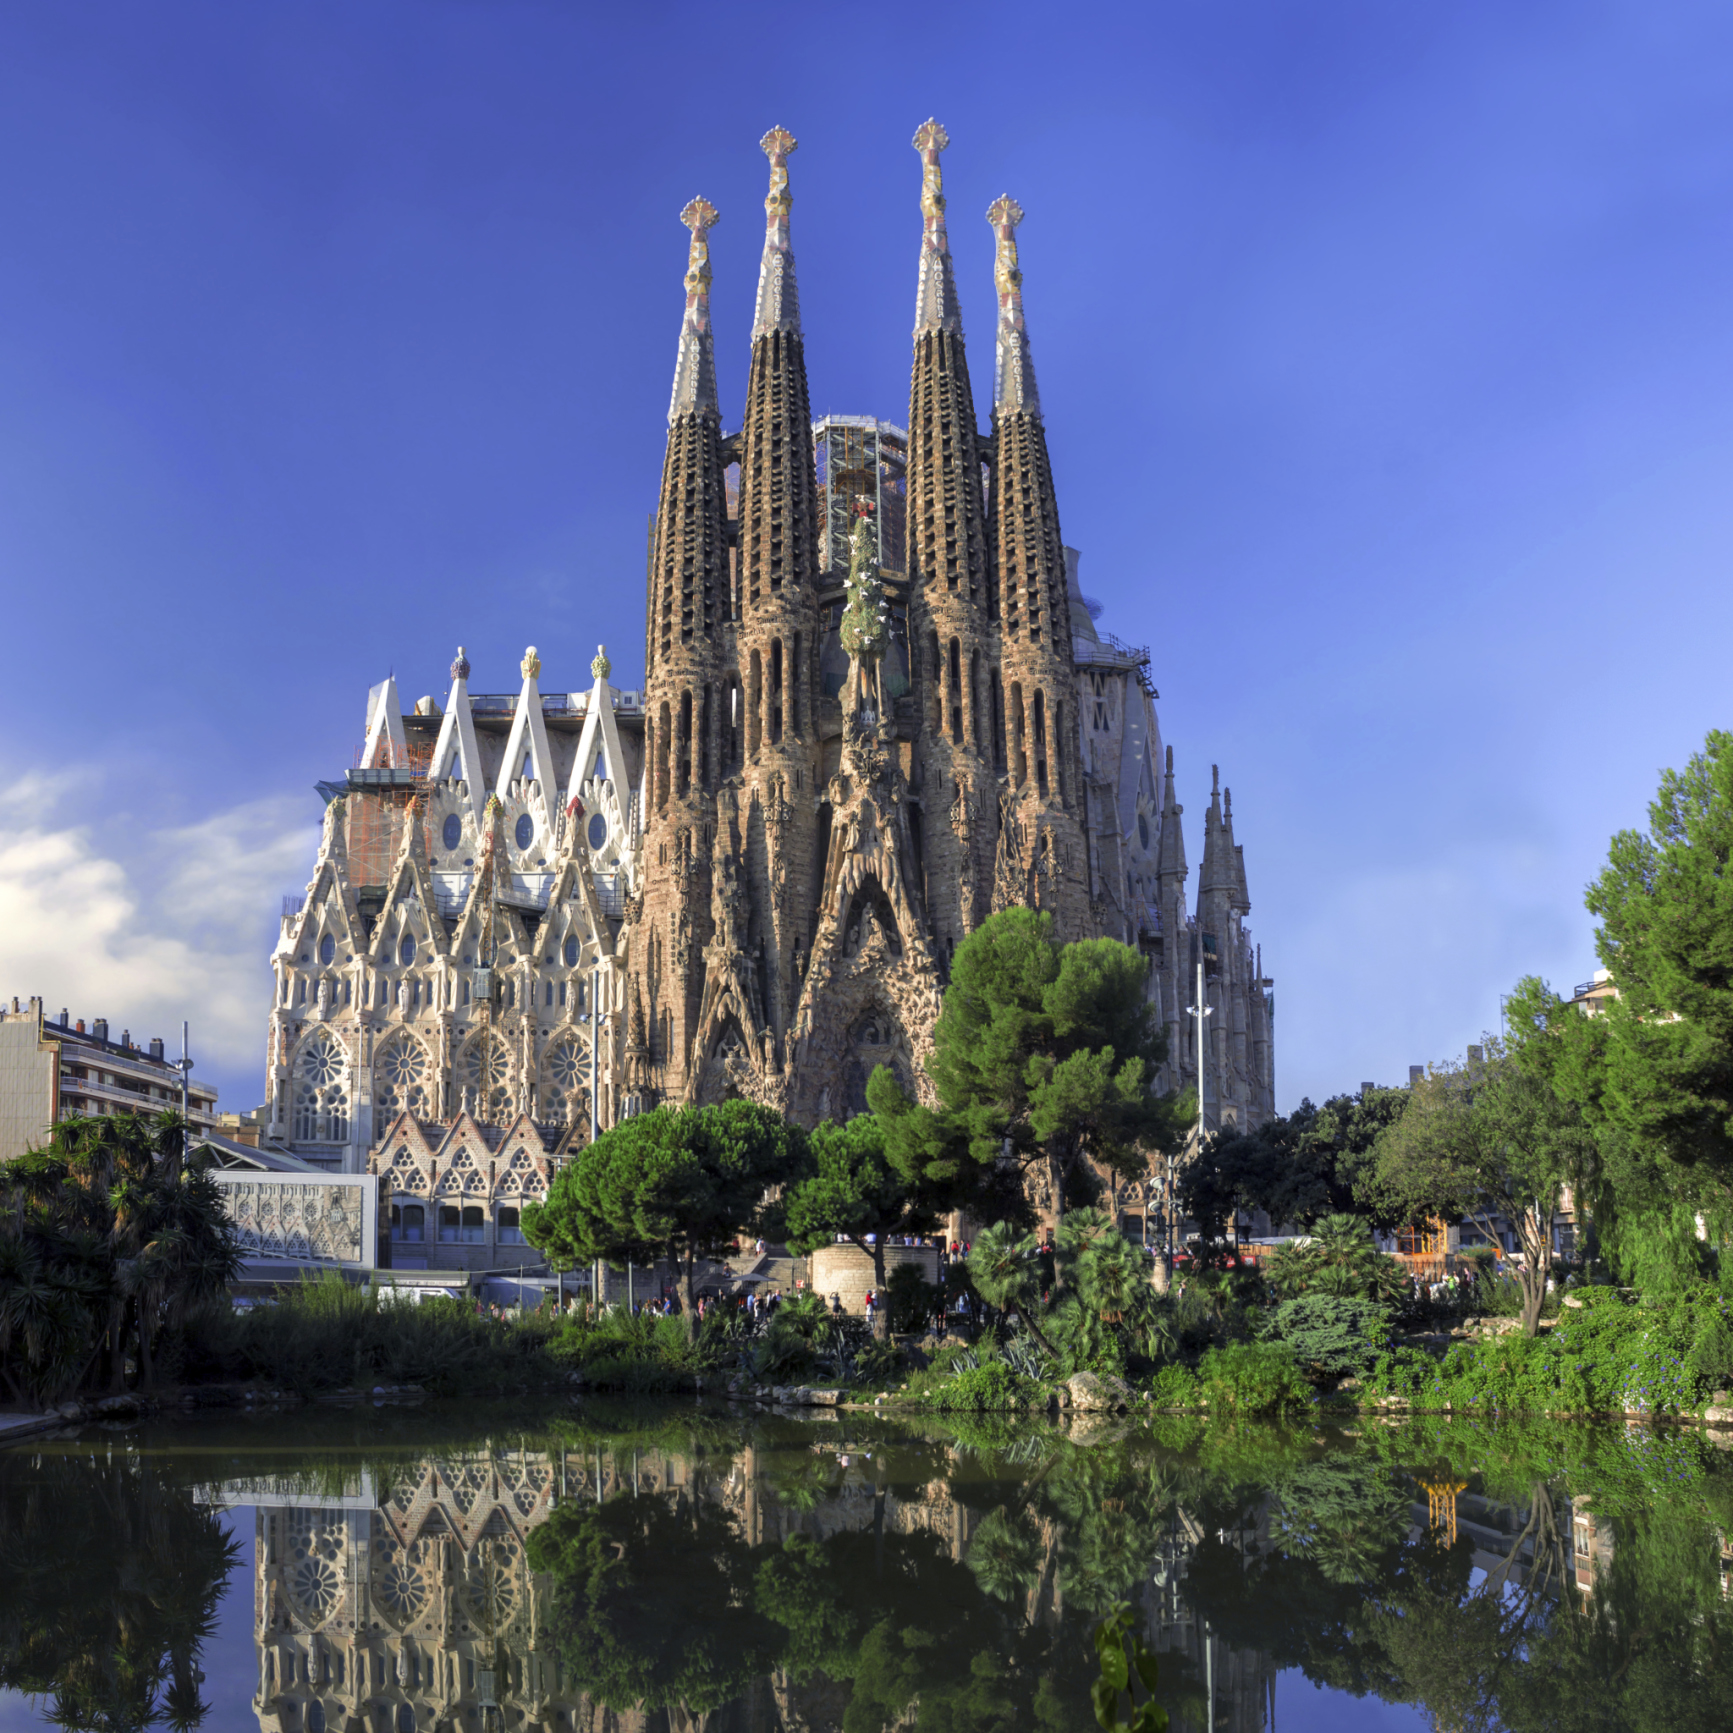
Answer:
[{"xmin": 1180, "ymin": 961, "xmax": 1214, "ymax": 1273}]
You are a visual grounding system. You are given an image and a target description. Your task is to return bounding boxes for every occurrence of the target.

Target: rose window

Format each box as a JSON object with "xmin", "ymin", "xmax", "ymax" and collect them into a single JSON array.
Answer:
[
  {"xmin": 541, "ymin": 1039, "xmax": 585, "ymax": 1125},
  {"xmin": 460, "ymin": 1039, "xmax": 514, "ymax": 1122},
  {"xmin": 292, "ymin": 1035, "xmax": 350, "ymax": 1143},
  {"xmin": 286, "ymin": 1513, "xmax": 347, "ymax": 1625},
  {"xmin": 375, "ymin": 1038, "xmax": 430, "ymax": 1120},
  {"xmin": 372, "ymin": 1536, "xmax": 435, "ymax": 1628}
]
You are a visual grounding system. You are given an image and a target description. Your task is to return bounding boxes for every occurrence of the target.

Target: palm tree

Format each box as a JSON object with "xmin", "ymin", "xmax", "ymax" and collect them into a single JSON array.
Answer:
[
  {"xmin": 967, "ymin": 1223, "xmax": 1057, "ymax": 1357},
  {"xmin": 0, "ymin": 1110, "xmax": 240, "ymax": 1404}
]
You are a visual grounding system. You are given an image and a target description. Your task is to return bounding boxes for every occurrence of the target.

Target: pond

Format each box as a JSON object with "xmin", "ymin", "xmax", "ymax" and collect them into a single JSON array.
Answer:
[{"xmin": 2, "ymin": 1400, "xmax": 1730, "ymax": 1732}]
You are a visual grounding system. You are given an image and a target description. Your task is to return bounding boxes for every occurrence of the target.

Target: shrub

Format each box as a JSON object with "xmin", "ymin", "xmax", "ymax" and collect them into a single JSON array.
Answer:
[
  {"xmin": 1263, "ymin": 1294, "xmax": 1391, "ymax": 1381},
  {"xmin": 1197, "ymin": 1340, "xmax": 1309, "ymax": 1415},
  {"xmin": 920, "ymin": 1360, "xmax": 1038, "ymax": 1411},
  {"xmin": 1146, "ymin": 1362, "xmax": 1200, "ymax": 1410}
]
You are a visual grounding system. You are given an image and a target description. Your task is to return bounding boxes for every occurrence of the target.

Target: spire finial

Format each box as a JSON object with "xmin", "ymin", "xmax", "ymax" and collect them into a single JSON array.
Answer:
[
  {"xmin": 752, "ymin": 127, "xmax": 801, "ymax": 338},
  {"xmin": 451, "ymin": 645, "xmax": 470, "ymax": 682},
  {"xmin": 591, "ymin": 643, "xmax": 611, "ymax": 682},
  {"xmin": 1212, "ymin": 763, "xmax": 1220, "ymax": 796},
  {"xmin": 987, "ymin": 195, "xmax": 1041, "ymax": 417},
  {"xmin": 521, "ymin": 645, "xmax": 541, "ymax": 682},
  {"xmin": 668, "ymin": 197, "xmax": 720, "ymax": 421},
  {"xmin": 912, "ymin": 119, "xmax": 963, "ymax": 336},
  {"xmin": 1165, "ymin": 743, "xmax": 1173, "ymax": 774}
]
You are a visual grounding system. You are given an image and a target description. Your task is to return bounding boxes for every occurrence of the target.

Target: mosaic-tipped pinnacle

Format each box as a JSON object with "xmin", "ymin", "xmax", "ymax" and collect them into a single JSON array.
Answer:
[
  {"xmin": 912, "ymin": 118, "xmax": 950, "ymax": 154},
  {"xmin": 760, "ymin": 126, "xmax": 797, "ymax": 161},
  {"xmin": 986, "ymin": 194, "xmax": 1024, "ymax": 229},
  {"xmin": 680, "ymin": 197, "xmax": 719, "ymax": 234}
]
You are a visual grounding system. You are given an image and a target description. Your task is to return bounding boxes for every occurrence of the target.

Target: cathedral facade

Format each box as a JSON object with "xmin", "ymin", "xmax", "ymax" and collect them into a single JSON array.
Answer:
[{"xmin": 262, "ymin": 123, "xmax": 1274, "ymax": 1262}]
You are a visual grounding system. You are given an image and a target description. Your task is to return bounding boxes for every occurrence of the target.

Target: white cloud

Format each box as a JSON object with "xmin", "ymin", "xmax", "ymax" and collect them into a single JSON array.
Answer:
[{"xmin": 0, "ymin": 774, "xmax": 318, "ymax": 1085}]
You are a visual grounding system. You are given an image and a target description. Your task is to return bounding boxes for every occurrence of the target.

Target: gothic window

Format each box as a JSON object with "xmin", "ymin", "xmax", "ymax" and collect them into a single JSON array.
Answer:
[
  {"xmin": 1138, "ymin": 813, "xmax": 1150, "ymax": 851},
  {"xmin": 564, "ymin": 934, "xmax": 581, "ymax": 966},
  {"xmin": 459, "ymin": 1036, "xmax": 513, "ymax": 1122},
  {"xmin": 443, "ymin": 812, "xmax": 462, "ymax": 851},
  {"xmin": 399, "ymin": 934, "xmax": 416, "ymax": 967},
  {"xmin": 390, "ymin": 1204, "xmax": 426, "ymax": 1243},
  {"xmin": 285, "ymin": 1511, "xmax": 347, "ymax": 1627},
  {"xmin": 374, "ymin": 1036, "xmax": 430, "ymax": 1122},
  {"xmin": 438, "ymin": 1205, "xmax": 461, "ymax": 1243},
  {"xmin": 291, "ymin": 1034, "xmax": 350, "ymax": 1143},
  {"xmin": 542, "ymin": 1037, "xmax": 585, "ymax": 1126},
  {"xmin": 461, "ymin": 1205, "xmax": 485, "ymax": 1243},
  {"xmin": 319, "ymin": 933, "xmax": 336, "ymax": 966},
  {"xmin": 516, "ymin": 813, "xmax": 534, "ymax": 850}
]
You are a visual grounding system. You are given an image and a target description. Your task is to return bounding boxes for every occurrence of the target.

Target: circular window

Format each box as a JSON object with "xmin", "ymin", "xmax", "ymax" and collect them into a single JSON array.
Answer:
[
  {"xmin": 516, "ymin": 813, "xmax": 534, "ymax": 850},
  {"xmin": 318, "ymin": 934, "xmax": 335, "ymax": 966},
  {"xmin": 399, "ymin": 935, "xmax": 416, "ymax": 967},
  {"xmin": 442, "ymin": 813, "xmax": 461, "ymax": 851},
  {"xmin": 563, "ymin": 936, "xmax": 579, "ymax": 967},
  {"xmin": 587, "ymin": 811, "xmax": 608, "ymax": 850},
  {"xmin": 1138, "ymin": 814, "xmax": 1150, "ymax": 851}
]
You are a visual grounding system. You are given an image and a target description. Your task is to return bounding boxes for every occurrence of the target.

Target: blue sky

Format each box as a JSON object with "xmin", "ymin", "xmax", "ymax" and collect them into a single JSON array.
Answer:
[{"xmin": 1, "ymin": 1, "xmax": 1730, "ymax": 1116}]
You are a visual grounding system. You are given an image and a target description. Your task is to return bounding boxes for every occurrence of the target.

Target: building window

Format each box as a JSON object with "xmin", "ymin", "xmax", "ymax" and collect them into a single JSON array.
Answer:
[
  {"xmin": 319, "ymin": 933, "xmax": 336, "ymax": 966},
  {"xmin": 545, "ymin": 981, "xmax": 553, "ymax": 1007},
  {"xmin": 516, "ymin": 813, "xmax": 534, "ymax": 850},
  {"xmin": 399, "ymin": 935, "xmax": 416, "ymax": 967},
  {"xmin": 438, "ymin": 1206, "xmax": 461, "ymax": 1243},
  {"xmin": 461, "ymin": 1205, "xmax": 485, "ymax": 1244},
  {"xmin": 291, "ymin": 1034, "xmax": 350, "ymax": 1143},
  {"xmin": 443, "ymin": 813, "xmax": 461, "ymax": 851},
  {"xmin": 391, "ymin": 1204, "xmax": 426, "ymax": 1243},
  {"xmin": 563, "ymin": 935, "xmax": 580, "ymax": 966},
  {"xmin": 587, "ymin": 812, "xmax": 607, "ymax": 851},
  {"xmin": 375, "ymin": 1036, "xmax": 430, "ymax": 1122},
  {"xmin": 498, "ymin": 1206, "xmax": 524, "ymax": 1245}
]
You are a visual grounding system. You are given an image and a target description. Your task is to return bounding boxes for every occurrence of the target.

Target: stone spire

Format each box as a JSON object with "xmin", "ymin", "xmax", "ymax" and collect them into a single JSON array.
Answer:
[
  {"xmin": 1156, "ymin": 745, "xmax": 1187, "ymax": 882},
  {"xmin": 912, "ymin": 119, "xmax": 963, "ymax": 336},
  {"xmin": 752, "ymin": 127, "xmax": 801, "ymax": 339},
  {"xmin": 1223, "ymin": 788, "xmax": 1251, "ymax": 914},
  {"xmin": 905, "ymin": 119, "xmax": 993, "ymax": 954},
  {"xmin": 668, "ymin": 197, "xmax": 719, "ymax": 422},
  {"xmin": 987, "ymin": 196, "xmax": 1070, "ymax": 654},
  {"xmin": 1199, "ymin": 765, "xmax": 1235, "ymax": 897},
  {"xmin": 987, "ymin": 195, "xmax": 1040, "ymax": 419},
  {"xmin": 734, "ymin": 124, "xmax": 820, "ymax": 1064}
]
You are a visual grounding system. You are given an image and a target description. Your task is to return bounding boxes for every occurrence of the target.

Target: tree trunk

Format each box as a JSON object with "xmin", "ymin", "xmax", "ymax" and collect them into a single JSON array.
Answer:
[
  {"xmin": 136, "ymin": 1297, "xmax": 155, "ymax": 1390},
  {"xmin": 106, "ymin": 1296, "xmax": 129, "ymax": 1393},
  {"xmin": 1517, "ymin": 1207, "xmax": 1553, "ymax": 1337},
  {"xmin": 1013, "ymin": 1302, "xmax": 1058, "ymax": 1360},
  {"xmin": 680, "ymin": 1249, "xmax": 698, "ymax": 1342}
]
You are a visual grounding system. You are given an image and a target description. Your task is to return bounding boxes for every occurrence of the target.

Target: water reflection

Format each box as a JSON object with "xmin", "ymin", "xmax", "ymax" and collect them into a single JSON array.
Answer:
[{"xmin": 5, "ymin": 1408, "xmax": 1733, "ymax": 1732}]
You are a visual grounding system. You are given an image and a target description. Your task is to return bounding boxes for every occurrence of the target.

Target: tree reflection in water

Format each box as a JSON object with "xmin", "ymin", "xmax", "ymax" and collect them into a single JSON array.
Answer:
[
  {"xmin": 0, "ymin": 1447, "xmax": 237, "ymax": 1731},
  {"xmin": 7, "ymin": 1409, "xmax": 1733, "ymax": 1733}
]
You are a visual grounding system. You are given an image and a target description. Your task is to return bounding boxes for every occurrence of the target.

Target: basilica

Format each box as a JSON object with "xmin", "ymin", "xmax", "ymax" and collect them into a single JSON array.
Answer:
[{"xmin": 261, "ymin": 122, "xmax": 1275, "ymax": 1268}]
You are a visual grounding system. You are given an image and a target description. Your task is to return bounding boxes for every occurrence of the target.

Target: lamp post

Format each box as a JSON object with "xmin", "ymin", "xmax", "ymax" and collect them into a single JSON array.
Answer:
[{"xmin": 1181, "ymin": 960, "xmax": 1214, "ymax": 1271}]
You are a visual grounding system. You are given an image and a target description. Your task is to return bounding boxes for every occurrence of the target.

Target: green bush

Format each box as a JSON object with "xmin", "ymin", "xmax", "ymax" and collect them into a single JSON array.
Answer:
[
  {"xmin": 227, "ymin": 1274, "xmax": 567, "ymax": 1397},
  {"xmin": 919, "ymin": 1361, "xmax": 1040, "ymax": 1411},
  {"xmin": 1196, "ymin": 1340, "xmax": 1309, "ymax": 1415},
  {"xmin": 1263, "ymin": 1294, "xmax": 1390, "ymax": 1381},
  {"xmin": 1145, "ymin": 1362, "xmax": 1200, "ymax": 1410}
]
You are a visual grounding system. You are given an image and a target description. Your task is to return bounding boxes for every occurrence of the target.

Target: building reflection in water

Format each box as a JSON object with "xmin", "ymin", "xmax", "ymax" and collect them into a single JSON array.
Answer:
[
  {"xmin": 213, "ymin": 1427, "xmax": 1662, "ymax": 1733},
  {"xmin": 220, "ymin": 1434, "xmax": 1292, "ymax": 1733}
]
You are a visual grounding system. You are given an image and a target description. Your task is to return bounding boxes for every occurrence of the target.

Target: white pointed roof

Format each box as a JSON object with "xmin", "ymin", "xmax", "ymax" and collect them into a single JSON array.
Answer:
[
  {"xmin": 493, "ymin": 647, "xmax": 558, "ymax": 834},
  {"xmin": 429, "ymin": 647, "xmax": 486, "ymax": 821},
  {"xmin": 362, "ymin": 677, "xmax": 407, "ymax": 769}
]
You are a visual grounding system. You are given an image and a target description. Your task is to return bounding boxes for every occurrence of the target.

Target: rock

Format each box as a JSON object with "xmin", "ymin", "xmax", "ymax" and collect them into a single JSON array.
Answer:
[
  {"xmin": 1704, "ymin": 1405, "xmax": 1733, "ymax": 1427},
  {"xmin": 95, "ymin": 1394, "xmax": 144, "ymax": 1417},
  {"xmin": 54, "ymin": 1402, "xmax": 84, "ymax": 1420},
  {"xmin": 1064, "ymin": 1372, "xmax": 1131, "ymax": 1412},
  {"xmin": 806, "ymin": 1389, "xmax": 842, "ymax": 1406}
]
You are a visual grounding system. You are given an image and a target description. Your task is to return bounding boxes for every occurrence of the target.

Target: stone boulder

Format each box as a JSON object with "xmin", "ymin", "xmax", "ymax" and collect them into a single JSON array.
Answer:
[{"xmin": 1064, "ymin": 1371, "xmax": 1131, "ymax": 1412}]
